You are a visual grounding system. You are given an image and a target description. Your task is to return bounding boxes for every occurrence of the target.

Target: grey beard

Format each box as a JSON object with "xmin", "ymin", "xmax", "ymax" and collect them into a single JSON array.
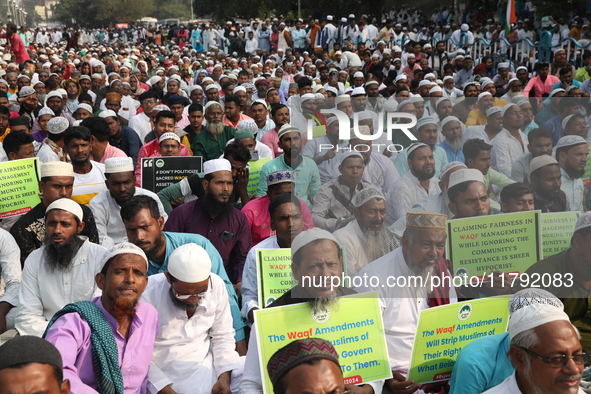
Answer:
[
  {"xmin": 410, "ymin": 264, "xmax": 436, "ymax": 282},
  {"xmin": 447, "ymin": 137, "xmax": 463, "ymax": 151},
  {"xmin": 310, "ymin": 292, "xmax": 340, "ymax": 315},
  {"xmin": 168, "ymin": 287, "xmax": 201, "ymax": 311},
  {"xmin": 43, "ymin": 234, "xmax": 84, "ymax": 273},
  {"xmin": 363, "ymin": 225, "xmax": 400, "ymax": 263},
  {"xmin": 208, "ymin": 121, "xmax": 224, "ymax": 136},
  {"xmin": 510, "ymin": 90, "xmax": 523, "ymax": 97}
]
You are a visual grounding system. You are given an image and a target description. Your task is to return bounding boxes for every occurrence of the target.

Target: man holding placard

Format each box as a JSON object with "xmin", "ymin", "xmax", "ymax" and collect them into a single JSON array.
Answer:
[
  {"xmin": 242, "ymin": 193, "xmax": 304, "ymax": 324},
  {"xmin": 523, "ymin": 211, "xmax": 591, "ymax": 353},
  {"xmin": 357, "ymin": 211, "xmax": 456, "ymax": 393}
]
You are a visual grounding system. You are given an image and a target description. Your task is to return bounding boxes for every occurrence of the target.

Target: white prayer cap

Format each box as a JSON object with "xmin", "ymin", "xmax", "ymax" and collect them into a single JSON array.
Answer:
[
  {"xmin": 487, "ymin": 106, "xmax": 502, "ymax": 117},
  {"xmin": 341, "ymin": 17, "xmax": 347, "ymax": 23},
  {"xmin": 441, "ymin": 116, "xmax": 461, "ymax": 129},
  {"xmin": 353, "ymin": 187, "xmax": 384, "ymax": 208},
  {"xmin": 529, "ymin": 155, "xmax": 558, "ymax": 174},
  {"xmin": 501, "ymin": 103, "xmax": 517, "ymax": 117},
  {"xmin": 397, "ymin": 99, "xmax": 413, "ymax": 111},
  {"xmin": 100, "ymin": 242, "xmax": 148, "ymax": 270},
  {"xmin": 549, "ymin": 88, "xmax": 566, "ymax": 97},
  {"xmin": 46, "ymin": 90, "xmax": 63, "ymax": 101},
  {"xmin": 448, "ymin": 168, "xmax": 484, "ymax": 189},
  {"xmin": 497, "ymin": 62, "xmax": 510, "ymax": 69},
  {"xmin": 40, "ymin": 161, "xmax": 74, "ymax": 178},
  {"xmin": 416, "ymin": 116, "xmax": 437, "ymax": 130},
  {"xmin": 348, "ymin": 13, "xmax": 355, "ymax": 18},
  {"xmin": 325, "ymin": 86, "xmax": 339, "ymax": 95},
  {"xmin": 395, "ymin": 74, "xmax": 407, "ymax": 82},
  {"xmin": 516, "ymin": 66, "xmax": 528, "ymax": 73},
  {"xmin": 418, "ymin": 80, "xmax": 433, "ymax": 87},
  {"xmin": 168, "ymin": 243, "xmax": 211, "ymax": 283},
  {"xmin": 190, "ymin": 85, "xmax": 203, "ymax": 93},
  {"xmin": 148, "ymin": 76, "xmax": 162, "ymax": 86},
  {"xmin": 409, "ymin": 95, "xmax": 424, "ymax": 103},
  {"xmin": 292, "ymin": 228, "xmax": 339, "ymax": 258},
  {"xmin": 383, "ymin": 100, "xmax": 398, "ymax": 112},
  {"xmin": 300, "ymin": 93, "xmax": 315, "ymax": 103},
  {"xmin": 99, "ymin": 109, "xmax": 117, "ymax": 119},
  {"xmin": 440, "ymin": 161, "xmax": 467, "ymax": 180},
  {"xmin": 508, "ymin": 288, "xmax": 563, "ymax": 314},
  {"xmin": 574, "ymin": 211, "xmax": 591, "ymax": 234},
  {"xmin": 364, "ymin": 80, "xmax": 379, "ymax": 87},
  {"xmin": 435, "ymin": 97, "xmax": 451, "ymax": 108},
  {"xmin": 443, "ymin": 75, "xmax": 454, "ymax": 83},
  {"xmin": 326, "ymin": 15, "xmax": 333, "ymax": 21},
  {"xmin": 480, "ymin": 78, "xmax": 493, "ymax": 89},
  {"xmin": 476, "ymin": 92, "xmax": 492, "ymax": 102},
  {"xmin": 158, "ymin": 132, "xmax": 181, "ymax": 144},
  {"xmin": 233, "ymin": 86, "xmax": 246, "ymax": 94},
  {"xmin": 339, "ymin": 151, "xmax": 364, "ymax": 166},
  {"xmin": 353, "ymin": 71, "xmax": 364, "ymax": 79},
  {"xmin": 37, "ymin": 107, "xmax": 55, "ymax": 117},
  {"xmin": 277, "ymin": 124, "xmax": 301, "ymax": 140},
  {"xmin": 424, "ymin": 73, "xmax": 436, "ymax": 80},
  {"xmin": 105, "ymin": 157, "xmax": 134, "ymax": 174},
  {"xmin": 204, "ymin": 101, "xmax": 221, "ymax": 113},
  {"xmin": 351, "ymin": 87, "xmax": 366, "ymax": 96},
  {"xmin": 77, "ymin": 103, "xmax": 93, "ymax": 114},
  {"xmin": 203, "ymin": 158, "xmax": 232, "ymax": 175},
  {"xmin": 335, "ymin": 95, "xmax": 351, "ymax": 105},
  {"xmin": 45, "ymin": 198, "xmax": 83, "ymax": 223},
  {"xmin": 205, "ymin": 84, "xmax": 218, "ymax": 91},
  {"xmin": 407, "ymin": 142, "xmax": 431, "ymax": 157},
  {"xmin": 429, "ymin": 86, "xmax": 442, "ymax": 94},
  {"xmin": 202, "ymin": 77, "xmax": 214, "ymax": 83},
  {"xmin": 393, "ymin": 46, "xmax": 402, "ymax": 52},
  {"xmin": 461, "ymin": 23, "xmax": 469, "ymax": 31},
  {"xmin": 555, "ymin": 135, "xmax": 587, "ymax": 150},
  {"xmin": 153, "ymin": 104, "xmax": 170, "ymax": 112},
  {"xmin": 508, "ymin": 303, "xmax": 570, "ymax": 339},
  {"xmin": 56, "ymin": 89, "xmax": 67, "ymax": 97},
  {"xmin": 47, "ymin": 117, "xmax": 69, "ymax": 135},
  {"xmin": 561, "ymin": 114, "xmax": 578, "ymax": 131}
]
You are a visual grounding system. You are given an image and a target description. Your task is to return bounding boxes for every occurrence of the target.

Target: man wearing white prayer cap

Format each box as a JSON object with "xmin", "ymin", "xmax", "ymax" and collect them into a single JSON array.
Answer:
[
  {"xmin": 529, "ymin": 155, "xmax": 569, "ymax": 213},
  {"xmin": 10, "ymin": 161, "xmax": 100, "ymax": 265},
  {"xmin": 466, "ymin": 92, "xmax": 494, "ymax": 126},
  {"xmin": 491, "ymin": 62, "xmax": 515, "ymax": 96},
  {"xmin": 447, "ymin": 168, "xmax": 490, "ymax": 218},
  {"xmin": 555, "ymin": 135, "xmax": 588, "ymax": 212},
  {"xmin": 357, "ymin": 211, "xmax": 456, "ymax": 393},
  {"xmin": 523, "ymin": 211, "xmax": 591, "ymax": 354},
  {"xmin": 141, "ymin": 243, "xmax": 243, "ymax": 394},
  {"xmin": 14, "ymin": 197, "xmax": 108, "ymax": 337},
  {"xmin": 334, "ymin": 187, "xmax": 400, "ymax": 276},
  {"xmin": 452, "ymin": 289, "xmax": 569, "ymax": 394},
  {"xmin": 164, "ymin": 157, "xmax": 252, "ymax": 293},
  {"xmin": 89, "ymin": 157, "xmax": 167, "ymax": 248},
  {"xmin": 241, "ymin": 228, "xmax": 382, "ymax": 394},
  {"xmin": 37, "ymin": 116, "xmax": 69, "ymax": 163},
  {"xmin": 483, "ymin": 295, "xmax": 584, "ymax": 394}
]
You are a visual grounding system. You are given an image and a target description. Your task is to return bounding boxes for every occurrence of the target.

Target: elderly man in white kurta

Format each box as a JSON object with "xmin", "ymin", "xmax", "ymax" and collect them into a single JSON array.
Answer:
[
  {"xmin": 386, "ymin": 143, "xmax": 441, "ymax": 226},
  {"xmin": 89, "ymin": 157, "xmax": 167, "ymax": 248},
  {"xmin": 15, "ymin": 198, "xmax": 107, "ymax": 336},
  {"xmin": 141, "ymin": 243, "xmax": 242, "ymax": 394},
  {"xmin": 491, "ymin": 103, "xmax": 529, "ymax": 177},
  {"xmin": 356, "ymin": 211, "xmax": 457, "ymax": 393},
  {"xmin": 334, "ymin": 187, "xmax": 400, "ymax": 276}
]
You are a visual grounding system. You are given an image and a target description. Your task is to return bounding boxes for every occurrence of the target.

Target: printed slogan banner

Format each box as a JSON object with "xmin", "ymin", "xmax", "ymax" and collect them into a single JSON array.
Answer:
[
  {"xmin": 255, "ymin": 293, "xmax": 391, "ymax": 393},
  {"xmin": 447, "ymin": 211, "xmax": 541, "ymax": 278},
  {"xmin": 0, "ymin": 158, "xmax": 40, "ymax": 218},
  {"xmin": 541, "ymin": 212, "xmax": 580, "ymax": 258},
  {"xmin": 257, "ymin": 248, "xmax": 296, "ymax": 308},
  {"xmin": 407, "ymin": 296, "xmax": 511, "ymax": 384},
  {"xmin": 141, "ymin": 156, "xmax": 203, "ymax": 193}
]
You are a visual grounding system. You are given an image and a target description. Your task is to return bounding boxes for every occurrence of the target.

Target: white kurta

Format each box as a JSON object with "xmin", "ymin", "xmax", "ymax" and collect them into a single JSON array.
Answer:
[
  {"xmin": 0, "ymin": 228, "xmax": 21, "ymax": 329},
  {"xmin": 386, "ymin": 172, "xmax": 441, "ymax": 226},
  {"xmin": 99, "ymin": 95, "xmax": 137, "ymax": 120},
  {"xmin": 333, "ymin": 220, "xmax": 383, "ymax": 276},
  {"xmin": 491, "ymin": 129, "xmax": 528, "ymax": 177},
  {"xmin": 142, "ymin": 273, "xmax": 241, "ymax": 394},
  {"xmin": 240, "ymin": 236, "xmax": 280, "ymax": 323},
  {"xmin": 332, "ymin": 152, "xmax": 400, "ymax": 196},
  {"xmin": 356, "ymin": 247, "xmax": 457, "ymax": 371},
  {"xmin": 129, "ymin": 112, "xmax": 153, "ymax": 142},
  {"xmin": 15, "ymin": 239, "xmax": 107, "ymax": 336},
  {"xmin": 482, "ymin": 371, "xmax": 585, "ymax": 394},
  {"xmin": 89, "ymin": 187, "xmax": 168, "ymax": 248}
]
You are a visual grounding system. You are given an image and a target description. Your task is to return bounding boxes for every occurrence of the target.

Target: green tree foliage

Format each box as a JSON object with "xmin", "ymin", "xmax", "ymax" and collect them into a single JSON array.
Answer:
[{"xmin": 53, "ymin": 0, "xmax": 154, "ymax": 27}]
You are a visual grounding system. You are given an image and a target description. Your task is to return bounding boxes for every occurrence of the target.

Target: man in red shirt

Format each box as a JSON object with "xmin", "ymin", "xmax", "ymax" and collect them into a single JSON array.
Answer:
[{"xmin": 0, "ymin": 23, "xmax": 30, "ymax": 63}]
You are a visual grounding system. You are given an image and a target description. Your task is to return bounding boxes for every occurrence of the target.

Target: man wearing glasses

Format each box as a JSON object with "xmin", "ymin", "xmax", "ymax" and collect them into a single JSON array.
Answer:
[
  {"xmin": 482, "ymin": 297, "xmax": 587, "ymax": 393},
  {"xmin": 129, "ymin": 91, "xmax": 160, "ymax": 142},
  {"xmin": 141, "ymin": 243, "xmax": 242, "ymax": 394}
]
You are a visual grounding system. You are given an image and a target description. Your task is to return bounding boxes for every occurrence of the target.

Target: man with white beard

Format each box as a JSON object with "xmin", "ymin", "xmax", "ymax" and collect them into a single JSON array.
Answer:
[
  {"xmin": 357, "ymin": 211, "xmax": 456, "ymax": 393},
  {"xmin": 192, "ymin": 101, "xmax": 236, "ymax": 161},
  {"xmin": 241, "ymin": 228, "xmax": 381, "ymax": 394},
  {"xmin": 334, "ymin": 187, "xmax": 400, "ymax": 276},
  {"xmin": 438, "ymin": 116, "xmax": 466, "ymax": 163},
  {"xmin": 483, "ymin": 302, "xmax": 586, "ymax": 394}
]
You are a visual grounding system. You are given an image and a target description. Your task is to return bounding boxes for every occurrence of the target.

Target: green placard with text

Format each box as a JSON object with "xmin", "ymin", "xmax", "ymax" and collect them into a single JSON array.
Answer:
[
  {"xmin": 257, "ymin": 248, "xmax": 295, "ymax": 308},
  {"xmin": 0, "ymin": 158, "xmax": 40, "ymax": 218},
  {"xmin": 247, "ymin": 157, "xmax": 272, "ymax": 195},
  {"xmin": 408, "ymin": 296, "xmax": 510, "ymax": 384},
  {"xmin": 255, "ymin": 293, "xmax": 392, "ymax": 394},
  {"xmin": 541, "ymin": 212, "xmax": 580, "ymax": 258},
  {"xmin": 447, "ymin": 211, "xmax": 541, "ymax": 278}
]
